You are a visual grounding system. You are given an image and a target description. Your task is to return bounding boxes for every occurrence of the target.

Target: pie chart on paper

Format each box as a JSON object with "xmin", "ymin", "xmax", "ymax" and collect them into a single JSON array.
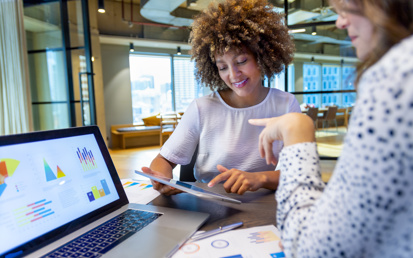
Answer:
[{"xmin": 0, "ymin": 158, "xmax": 20, "ymax": 197}]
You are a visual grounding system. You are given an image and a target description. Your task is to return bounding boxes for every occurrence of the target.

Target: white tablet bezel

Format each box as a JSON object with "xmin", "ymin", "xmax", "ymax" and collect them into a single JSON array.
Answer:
[{"xmin": 134, "ymin": 170, "xmax": 241, "ymax": 204}]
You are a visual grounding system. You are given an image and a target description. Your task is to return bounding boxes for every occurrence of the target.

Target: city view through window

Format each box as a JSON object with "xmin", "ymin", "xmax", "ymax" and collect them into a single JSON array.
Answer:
[
  {"xmin": 129, "ymin": 54, "xmax": 210, "ymax": 123},
  {"xmin": 130, "ymin": 54, "xmax": 357, "ymax": 123}
]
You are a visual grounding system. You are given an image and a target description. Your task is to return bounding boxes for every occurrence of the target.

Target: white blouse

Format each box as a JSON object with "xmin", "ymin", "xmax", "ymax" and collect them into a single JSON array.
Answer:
[{"xmin": 161, "ymin": 88, "xmax": 301, "ymax": 182}]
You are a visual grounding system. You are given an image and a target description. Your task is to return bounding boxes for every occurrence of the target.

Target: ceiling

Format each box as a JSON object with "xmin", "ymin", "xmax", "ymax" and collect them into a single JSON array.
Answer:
[
  {"xmin": 119, "ymin": 0, "xmax": 336, "ymax": 27},
  {"xmin": 22, "ymin": 0, "xmax": 354, "ymax": 58},
  {"xmin": 100, "ymin": 0, "xmax": 350, "ymax": 53}
]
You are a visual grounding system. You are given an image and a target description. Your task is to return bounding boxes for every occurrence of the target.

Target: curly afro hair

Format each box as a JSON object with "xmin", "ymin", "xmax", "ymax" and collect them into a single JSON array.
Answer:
[{"xmin": 189, "ymin": 0, "xmax": 295, "ymax": 91}]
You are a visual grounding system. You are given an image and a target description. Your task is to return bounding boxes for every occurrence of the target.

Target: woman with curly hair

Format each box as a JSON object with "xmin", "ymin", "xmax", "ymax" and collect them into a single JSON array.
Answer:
[
  {"xmin": 142, "ymin": 0, "xmax": 300, "ymax": 195},
  {"xmin": 250, "ymin": 0, "xmax": 413, "ymax": 256}
]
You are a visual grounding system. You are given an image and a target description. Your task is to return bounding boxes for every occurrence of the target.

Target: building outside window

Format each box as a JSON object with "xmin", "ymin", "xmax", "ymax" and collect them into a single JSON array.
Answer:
[
  {"xmin": 129, "ymin": 54, "xmax": 172, "ymax": 124},
  {"xmin": 173, "ymin": 56, "xmax": 206, "ymax": 112},
  {"xmin": 130, "ymin": 54, "xmax": 211, "ymax": 123},
  {"xmin": 303, "ymin": 63, "xmax": 356, "ymax": 108},
  {"xmin": 303, "ymin": 63, "xmax": 321, "ymax": 107},
  {"xmin": 268, "ymin": 64, "xmax": 295, "ymax": 92},
  {"xmin": 342, "ymin": 65, "xmax": 357, "ymax": 107}
]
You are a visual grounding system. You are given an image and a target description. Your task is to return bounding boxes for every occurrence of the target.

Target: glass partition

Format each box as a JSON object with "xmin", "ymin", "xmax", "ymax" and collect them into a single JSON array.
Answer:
[
  {"xmin": 287, "ymin": 0, "xmax": 336, "ymax": 26},
  {"xmin": 24, "ymin": 1, "xmax": 62, "ymax": 51},
  {"xmin": 24, "ymin": 0, "xmax": 94, "ymax": 130}
]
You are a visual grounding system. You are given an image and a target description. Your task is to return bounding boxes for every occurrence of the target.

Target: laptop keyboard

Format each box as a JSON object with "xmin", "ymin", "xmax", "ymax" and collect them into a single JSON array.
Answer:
[{"xmin": 42, "ymin": 209, "xmax": 162, "ymax": 258}]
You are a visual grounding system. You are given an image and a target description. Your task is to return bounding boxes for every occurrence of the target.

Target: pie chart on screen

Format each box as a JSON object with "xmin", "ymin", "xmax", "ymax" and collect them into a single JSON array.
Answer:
[{"xmin": 0, "ymin": 158, "xmax": 20, "ymax": 197}]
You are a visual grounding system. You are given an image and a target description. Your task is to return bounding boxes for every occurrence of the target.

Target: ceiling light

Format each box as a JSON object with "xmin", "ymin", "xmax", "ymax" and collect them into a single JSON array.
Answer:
[
  {"xmin": 98, "ymin": 0, "xmax": 105, "ymax": 13},
  {"xmin": 289, "ymin": 28, "xmax": 306, "ymax": 33},
  {"xmin": 311, "ymin": 26, "xmax": 317, "ymax": 36},
  {"xmin": 177, "ymin": 46, "xmax": 181, "ymax": 55},
  {"xmin": 187, "ymin": 0, "xmax": 197, "ymax": 7},
  {"xmin": 129, "ymin": 43, "xmax": 134, "ymax": 52}
]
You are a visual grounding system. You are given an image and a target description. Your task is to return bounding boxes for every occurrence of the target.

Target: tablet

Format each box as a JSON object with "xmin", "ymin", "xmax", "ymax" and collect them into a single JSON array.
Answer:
[{"xmin": 135, "ymin": 170, "xmax": 242, "ymax": 204}]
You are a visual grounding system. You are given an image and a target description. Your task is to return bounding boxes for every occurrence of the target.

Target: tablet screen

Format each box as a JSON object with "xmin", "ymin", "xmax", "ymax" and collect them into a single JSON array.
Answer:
[{"xmin": 134, "ymin": 171, "xmax": 241, "ymax": 204}]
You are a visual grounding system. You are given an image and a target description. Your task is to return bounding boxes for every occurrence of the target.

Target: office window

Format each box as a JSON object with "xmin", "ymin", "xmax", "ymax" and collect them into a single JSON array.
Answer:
[
  {"xmin": 303, "ymin": 63, "xmax": 321, "ymax": 106},
  {"xmin": 130, "ymin": 54, "xmax": 211, "ymax": 123},
  {"xmin": 268, "ymin": 64, "xmax": 295, "ymax": 92},
  {"xmin": 129, "ymin": 54, "xmax": 172, "ymax": 124},
  {"xmin": 322, "ymin": 64, "xmax": 340, "ymax": 90},
  {"xmin": 303, "ymin": 64, "xmax": 321, "ymax": 92},
  {"xmin": 173, "ymin": 56, "xmax": 207, "ymax": 112},
  {"xmin": 301, "ymin": 62, "xmax": 356, "ymax": 107},
  {"xmin": 342, "ymin": 65, "xmax": 356, "ymax": 90}
]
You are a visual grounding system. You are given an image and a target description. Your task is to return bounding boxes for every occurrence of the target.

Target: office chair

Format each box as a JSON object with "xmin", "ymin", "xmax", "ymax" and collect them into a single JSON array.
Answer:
[
  {"xmin": 318, "ymin": 106, "xmax": 338, "ymax": 131},
  {"xmin": 306, "ymin": 107, "xmax": 319, "ymax": 129}
]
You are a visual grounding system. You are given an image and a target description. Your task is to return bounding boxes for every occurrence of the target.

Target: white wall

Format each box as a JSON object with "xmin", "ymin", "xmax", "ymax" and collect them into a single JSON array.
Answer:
[{"xmin": 101, "ymin": 44, "xmax": 133, "ymax": 146}]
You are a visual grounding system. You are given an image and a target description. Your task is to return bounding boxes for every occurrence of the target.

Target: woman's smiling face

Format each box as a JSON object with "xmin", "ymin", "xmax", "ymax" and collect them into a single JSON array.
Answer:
[{"xmin": 215, "ymin": 47, "xmax": 262, "ymax": 98}]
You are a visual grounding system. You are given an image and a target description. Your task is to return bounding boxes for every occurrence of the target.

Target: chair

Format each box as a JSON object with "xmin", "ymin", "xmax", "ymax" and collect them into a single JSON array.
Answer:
[
  {"xmin": 179, "ymin": 145, "xmax": 198, "ymax": 182},
  {"xmin": 344, "ymin": 106, "xmax": 353, "ymax": 129},
  {"xmin": 318, "ymin": 106, "xmax": 338, "ymax": 131},
  {"xmin": 159, "ymin": 113, "xmax": 178, "ymax": 146},
  {"xmin": 306, "ymin": 107, "xmax": 319, "ymax": 129}
]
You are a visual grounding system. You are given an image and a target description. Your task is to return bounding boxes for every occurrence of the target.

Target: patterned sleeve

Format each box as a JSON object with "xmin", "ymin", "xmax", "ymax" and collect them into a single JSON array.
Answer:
[
  {"xmin": 275, "ymin": 142, "xmax": 325, "ymax": 257},
  {"xmin": 275, "ymin": 35, "xmax": 413, "ymax": 258}
]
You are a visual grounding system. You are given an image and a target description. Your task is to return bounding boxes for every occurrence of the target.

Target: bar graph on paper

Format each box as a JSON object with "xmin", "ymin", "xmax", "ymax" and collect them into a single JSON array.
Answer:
[
  {"xmin": 248, "ymin": 231, "xmax": 280, "ymax": 244},
  {"xmin": 76, "ymin": 147, "xmax": 98, "ymax": 171},
  {"xmin": 86, "ymin": 179, "xmax": 111, "ymax": 202},
  {"xmin": 13, "ymin": 199, "xmax": 54, "ymax": 227}
]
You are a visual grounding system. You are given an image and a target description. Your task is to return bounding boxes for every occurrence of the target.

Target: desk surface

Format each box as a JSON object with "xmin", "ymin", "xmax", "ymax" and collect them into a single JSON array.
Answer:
[{"xmin": 149, "ymin": 183, "xmax": 277, "ymax": 231}]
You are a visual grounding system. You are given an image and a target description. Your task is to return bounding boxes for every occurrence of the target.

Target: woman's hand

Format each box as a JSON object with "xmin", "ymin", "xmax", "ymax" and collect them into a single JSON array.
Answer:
[
  {"xmin": 207, "ymin": 165, "xmax": 268, "ymax": 195},
  {"xmin": 249, "ymin": 113, "xmax": 316, "ymax": 165},
  {"xmin": 141, "ymin": 166, "xmax": 183, "ymax": 196}
]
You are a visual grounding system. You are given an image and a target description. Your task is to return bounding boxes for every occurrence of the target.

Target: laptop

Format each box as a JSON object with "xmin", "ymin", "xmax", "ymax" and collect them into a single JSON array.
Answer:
[{"xmin": 0, "ymin": 126, "xmax": 209, "ymax": 258}]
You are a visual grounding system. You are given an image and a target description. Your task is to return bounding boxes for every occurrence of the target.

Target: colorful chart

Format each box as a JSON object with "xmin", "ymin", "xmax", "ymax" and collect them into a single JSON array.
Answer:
[
  {"xmin": 0, "ymin": 158, "xmax": 20, "ymax": 196},
  {"xmin": 44, "ymin": 159, "xmax": 66, "ymax": 182},
  {"xmin": 212, "ymin": 240, "xmax": 229, "ymax": 249},
  {"xmin": 87, "ymin": 179, "xmax": 110, "ymax": 202},
  {"xmin": 122, "ymin": 181, "xmax": 152, "ymax": 190},
  {"xmin": 13, "ymin": 199, "xmax": 54, "ymax": 226},
  {"xmin": 76, "ymin": 147, "xmax": 98, "ymax": 171},
  {"xmin": 248, "ymin": 231, "xmax": 280, "ymax": 244},
  {"xmin": 180, "ymin": 243, "xmax": 200, "ymax": 254}
]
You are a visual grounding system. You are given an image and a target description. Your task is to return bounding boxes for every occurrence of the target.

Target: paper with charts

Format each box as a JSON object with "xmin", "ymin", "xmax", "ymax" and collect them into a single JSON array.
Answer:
[
  {"xmin": 121, "ymin": 178, "xmax": 160, "ymax": 204},
  {"xmin": 173, "ymin": 224, "xmax": 285, "ymax": 258}
]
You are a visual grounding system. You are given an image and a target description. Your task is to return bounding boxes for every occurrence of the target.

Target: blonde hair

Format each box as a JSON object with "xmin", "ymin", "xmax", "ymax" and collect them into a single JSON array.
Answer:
[{"xmin": 331, "ymin": 0, "xmax": 413, "ymax": 85}]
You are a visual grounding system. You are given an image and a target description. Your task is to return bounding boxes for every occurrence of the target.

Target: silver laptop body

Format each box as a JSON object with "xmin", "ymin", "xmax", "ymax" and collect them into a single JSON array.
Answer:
[{"xmin": 0, "ymin": 126, "xmax": 209, "ymax": 258}]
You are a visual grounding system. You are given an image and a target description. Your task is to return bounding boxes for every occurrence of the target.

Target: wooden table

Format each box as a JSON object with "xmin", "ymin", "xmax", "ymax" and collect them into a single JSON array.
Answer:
[
  {"xmin": 302, "ymin": 107, "xmax": 348, "ymax": 116},
  {"xmin": 149, "ymin": 183, "xmax": 277, "ymax": 231}
]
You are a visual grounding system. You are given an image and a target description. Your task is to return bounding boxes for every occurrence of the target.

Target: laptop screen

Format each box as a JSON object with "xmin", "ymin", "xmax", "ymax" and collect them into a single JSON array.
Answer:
[{"xmin": 0, "ymin": 127, "xmax": 125, "ymax": 256}]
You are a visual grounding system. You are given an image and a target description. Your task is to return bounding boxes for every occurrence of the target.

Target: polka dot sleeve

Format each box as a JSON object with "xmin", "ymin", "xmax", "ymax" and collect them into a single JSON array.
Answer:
[
  {"xmin": 276, "ymin": 35, "xmax": 413, "ymax": 258},
  {"xmin": 276, "ymin": 142, "xmax": 325, "ymax": 257}
]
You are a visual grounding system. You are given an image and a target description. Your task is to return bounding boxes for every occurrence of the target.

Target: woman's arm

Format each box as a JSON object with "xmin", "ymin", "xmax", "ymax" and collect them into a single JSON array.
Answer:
[{"xmin": 141, "ymin": 154, "xmax": 182, "ymax": 195}]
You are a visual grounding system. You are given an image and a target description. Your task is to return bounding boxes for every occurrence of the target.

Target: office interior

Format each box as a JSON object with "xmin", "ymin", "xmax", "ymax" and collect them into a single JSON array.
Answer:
[{"xmin": 1, "ymin": 0, "xmax": 356, "ymax": 180}]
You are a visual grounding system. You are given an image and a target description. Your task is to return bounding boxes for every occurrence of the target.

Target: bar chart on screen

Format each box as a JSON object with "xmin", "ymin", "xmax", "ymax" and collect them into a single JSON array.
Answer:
[
  {"xmin": 76, "ymin": 147, "xmax": 98, "ymax": 171},
  {"xmin": 13, "ymin": 199, "xmax": 55, "ymax": 227},
  {"xmin": 86, "ymin": 179, "xmax": 111, "ymax": 202}
]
